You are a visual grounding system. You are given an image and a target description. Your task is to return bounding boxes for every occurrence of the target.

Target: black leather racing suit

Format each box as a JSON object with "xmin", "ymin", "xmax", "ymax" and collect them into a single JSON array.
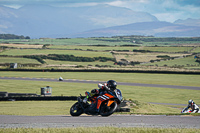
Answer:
[{"xmin": 185, "ymin": 102, "xmax": 199, "ymax": 113}]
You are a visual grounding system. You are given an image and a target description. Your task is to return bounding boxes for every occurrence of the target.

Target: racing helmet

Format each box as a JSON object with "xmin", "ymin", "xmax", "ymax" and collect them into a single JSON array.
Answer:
[
  {"xmin": 188, "ymin": 99, "xmax": 193, "ymax": 105},
  {"xmin": 107, "ymin": 80, "xmax": 117, "ymax": 91}
]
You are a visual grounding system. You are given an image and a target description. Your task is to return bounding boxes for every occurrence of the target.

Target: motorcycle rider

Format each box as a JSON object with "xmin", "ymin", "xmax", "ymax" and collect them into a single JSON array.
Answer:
[
  {"xmin": 59, "ymin": 76, "xmax": 63, "ymax": 81},
  {"xmin": 183, "ymin": 99, "xmax": 199, "ymax": 113},
  {"xmin": 83, "ymin": 80, "xmax": 117, "ymax": 113}
]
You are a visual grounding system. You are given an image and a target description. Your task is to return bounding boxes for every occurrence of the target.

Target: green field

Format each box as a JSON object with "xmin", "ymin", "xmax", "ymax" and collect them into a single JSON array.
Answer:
[
  {"xmin": 0, "ymin": 100, "xmax": 182, "ymax": 116},
  {"xmin": 1, "ymin": 37, "xmax": 200, "ymax": 46},
  {"xmin": 1, "ymin": 72, "xmax": 200, "ymax": 86},
  {"xmin": 0, "ymin": 57, "xmax": 41, "ymax": 64},
  {"xmin": 0, "ymin": 43, "xmax": 43, "ymax": 48},
  {"xmin": 0, "ymin": 72, "xmax": 200, "ymax": 116},
  {"xmin": 142, "ymin": 41, "xmax": 200, "ymax": 46},
  {"xmin": 0, "ymin": 101, "xmax": 72, "ymax": 116},
  {"xmin": 193, "ymin": 47, "xmax": 200, "ymax": 53},
  {"xmin": 114, "ymin": 52, "xmax": 189, "ymax": 63},
  {"xmin": 1, "ymin": 127, "xmax": 200, "ymax": 133},
  {"xmin": 1, "ymin": 37, "xmax": 200, "ymax": 71},
  {"xmin": 44, "ymin": 59, "xmax": 115, "ymax": 66},
  {"xmin": 0, "ymin": 38, "xmax": 134, "ymax": 46},
  {"xmin": 48, "ymin": 45, "xmax": 140, "ymax": 51},
  {"xmin": 141, "ymin": 46, "xmax": 193, "ymax": 52},
  {"xmin": 142, "ymin": 56, "xmax": 199, "ymax": 67},
  {"xmin": 0, "ymin": 78, "xmax": 199, "ymax": 104},
  {"xmin": 1, "ymin": 37, "xmax": 200, "ymax": 116},
  {"xmin": 0, "ymin": 49, "xmax": 113, "ymax": 58}
]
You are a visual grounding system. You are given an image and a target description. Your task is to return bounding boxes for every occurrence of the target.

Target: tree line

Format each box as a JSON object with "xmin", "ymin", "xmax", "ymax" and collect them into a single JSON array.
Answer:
[
  {"xmin": 0, "ymin": 34, "xmax": 30, "ymax": 39},
  {"xmin": 23, "ymin": 54, "xmax": 115, "ymax": 64},
  {"xmin": 93, "ymin": 36, "xmax": 200, "ymax": 43}
]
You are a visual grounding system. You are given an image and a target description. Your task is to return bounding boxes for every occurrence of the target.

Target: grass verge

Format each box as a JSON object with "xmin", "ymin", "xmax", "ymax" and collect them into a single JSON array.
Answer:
[
  {"xmin": 0, "ymin": 72, "xmax": 199, "ymax": 116},
  {"xmin": 0, "ymin": 101, "xmax": 184, "ymax": 116},
  {"xmin": 1, "ymin": 71, "xmax": 200, "ymax": 87},
  {"xmin": 0, "ymin": 101, "xmax": 72, "ymax": 116},
  {"xmin": 0, "ymin": 79, "xmax": 199, "ymax": 104},
  {"xmin": 0, "ymin": 127, "xmax": 200, "ymax": 133}
]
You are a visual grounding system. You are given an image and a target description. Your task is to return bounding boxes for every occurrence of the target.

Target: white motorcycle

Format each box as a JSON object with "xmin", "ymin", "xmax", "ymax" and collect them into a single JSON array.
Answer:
[{"xmin": 181, "ymin": 107, "xmax": 200, "ymax": 113}]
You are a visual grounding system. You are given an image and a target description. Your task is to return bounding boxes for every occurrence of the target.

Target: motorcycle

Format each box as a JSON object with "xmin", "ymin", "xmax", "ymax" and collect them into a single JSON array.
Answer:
[
  {"xmin": 70, "ymin": 89, "xmax": 123, "ymax": 117},
  {"xmin": 181, "ymin": 107, "xmax": 200, "ymax": 113}
]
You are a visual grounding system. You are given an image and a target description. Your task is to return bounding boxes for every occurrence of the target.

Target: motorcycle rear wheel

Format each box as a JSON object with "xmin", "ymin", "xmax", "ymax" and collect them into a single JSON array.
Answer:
[
  {"xmin": 70, "ymin": 102, "xmax": 84, "ymax": 116},
  {"xmin": 100, "ymin": 101, "xmax": 117, "ymax": 117}
]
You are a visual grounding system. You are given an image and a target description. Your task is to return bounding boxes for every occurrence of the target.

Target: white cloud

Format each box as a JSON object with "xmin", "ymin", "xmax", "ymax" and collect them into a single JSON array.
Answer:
[
  {"xmin": 154, "ymin": 12, "xmax": 184, "ymax": 22},
  {"xmin": 51, "ymin": 2, "xmax": 99, "ymax": 7},
  {"xmin": 155, "ymin": 2, "xmax": 200, "ymax": 22},
  {"xmin": 106, "ymin": 0, "xmax": 150, "ymax": 11},
  {"xmin": 3, "ymin": 4, "xmax": 22, "ymax": 9},
  {"xmin": 105, "ymin": 0, "xmax": 200, "ymax": 22}
]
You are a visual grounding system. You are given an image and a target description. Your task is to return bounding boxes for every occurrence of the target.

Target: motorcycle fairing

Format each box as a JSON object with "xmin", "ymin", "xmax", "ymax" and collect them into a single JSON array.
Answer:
[
  {"xmin": 96, "ymin": 93, "xmax": 115, "ymax": 110},
  {"xmin": 107, "ymin": 100, "xmax": 115, "ymax": 107},
  {"xmin": 89, "ymin": 96, "xmax": 98, "ymax": 104}
]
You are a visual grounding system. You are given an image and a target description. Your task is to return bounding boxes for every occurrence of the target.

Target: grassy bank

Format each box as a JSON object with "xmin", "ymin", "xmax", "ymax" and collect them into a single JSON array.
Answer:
[
  {"xmin": 0, "ymin": 77, "xmax": 200, "ymax": 104},
  {"xmin": 1, "ymin": 127, "xmax": 200, "ymax": 133},
  {"xmin": 0, "ymin": 101, "xmax": 182, "ymax": 116},
  {"xmin": 1, "ymin": 71, "xmax": 200, "ymax": 87},
  {"xmin": 0, "ymin": 101, "xmax": 72, "ymax": 116},
  {"xmin": 0, "ymin": 71, "xmax": 199, "ymax": 116}
]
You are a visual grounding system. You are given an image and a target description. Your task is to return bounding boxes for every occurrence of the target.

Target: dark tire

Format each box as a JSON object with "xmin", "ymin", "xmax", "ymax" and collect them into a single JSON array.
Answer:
[
  {"xmin": 70, "ymin": 102, "xmax": 83, "ymax": 116},
  {"xmin": 100, "ymin": 101, "xmax": 117, "ymax": 117}
]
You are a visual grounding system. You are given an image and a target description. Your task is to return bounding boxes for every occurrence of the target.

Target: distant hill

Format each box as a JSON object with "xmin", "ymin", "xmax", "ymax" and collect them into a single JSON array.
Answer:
[
  {"xmin": 174, "ymin": 18, "xmax": 200, "ymax": 27},
  {"xmin": 0, "ymin": 5, "xmax": 158, "ymax": 38},
  {"xmin": 71, "ymin": 21, "xmax": 200, "ymax": 38}
]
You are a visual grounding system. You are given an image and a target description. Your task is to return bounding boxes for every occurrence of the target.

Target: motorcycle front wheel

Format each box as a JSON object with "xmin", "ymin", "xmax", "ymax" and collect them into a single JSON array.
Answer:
[
  {"xmin": 70, "ymin": 102, "xmax": 84, "ymax": 116},
  {"xmin": 100, "ymin": 101, "xmax": 117, "ymax": 117}
]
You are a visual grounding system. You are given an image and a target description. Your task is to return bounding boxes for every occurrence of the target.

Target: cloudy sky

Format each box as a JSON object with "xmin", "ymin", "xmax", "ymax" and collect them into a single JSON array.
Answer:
[{"xmin": 1, "ymin": 0, "xmax": 200, "ymax": 22}]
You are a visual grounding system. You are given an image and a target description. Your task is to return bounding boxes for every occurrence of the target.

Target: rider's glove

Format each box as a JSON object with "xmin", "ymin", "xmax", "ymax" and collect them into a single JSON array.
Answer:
[
  {"xmin": 104, "ymin": 83, "xmax": 110, "ymax": 91},
  {"xmin": 83, "ymin": 97, "xmax": 87, "ymax": 103},
  {"xmin": 98, "ymin": 83, "xmax": 103, "ymax": 89}
]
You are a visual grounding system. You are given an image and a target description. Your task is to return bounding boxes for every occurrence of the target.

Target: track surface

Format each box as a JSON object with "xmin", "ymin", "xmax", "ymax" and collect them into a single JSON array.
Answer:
[
  {"xmin": 0, "ymin": 76, "xmax": 200, "ymax": 90},
  {"xmin": 0, "ymin": 115, "xmax": 200, "ymax": 128}
]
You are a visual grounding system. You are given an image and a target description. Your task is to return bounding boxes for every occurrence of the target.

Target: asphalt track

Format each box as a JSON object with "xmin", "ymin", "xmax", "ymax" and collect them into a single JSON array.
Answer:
[
  {"xmin": 0, "ymin": 76, "xmax": 200, "ymax": 90},
  {"xmin": 0, "ymin": 115, "xmax": 200, "ymax": 128}
]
